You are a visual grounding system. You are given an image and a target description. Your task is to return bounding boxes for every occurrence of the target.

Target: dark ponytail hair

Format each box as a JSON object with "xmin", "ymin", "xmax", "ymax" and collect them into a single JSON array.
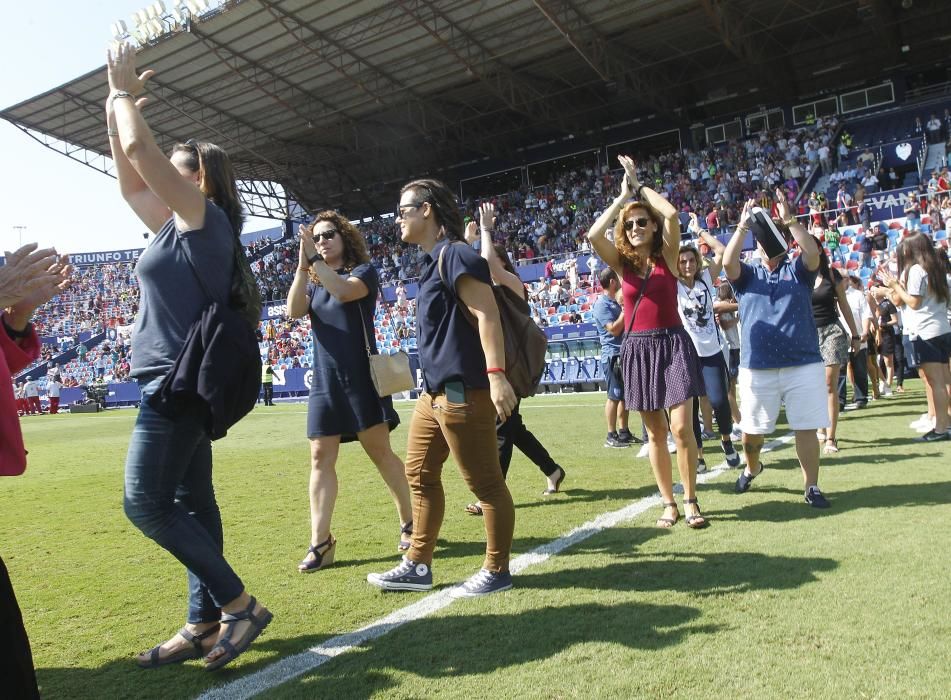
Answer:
[
  {"xmin": 400, "ymin": 178, "xmax": 463, "ymax": 241},
  {"xmin": 171, "ymin": 141, "xmax": 245, "ymax": 237}
]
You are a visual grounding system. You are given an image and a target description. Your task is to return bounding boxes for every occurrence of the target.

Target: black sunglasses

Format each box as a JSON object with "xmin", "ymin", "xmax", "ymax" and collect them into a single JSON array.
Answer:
[
  {"xmin": 313, "ymin": 229, "xmax": 337, "ymax": 241},
  {"xmin": 397, "ymin": 202, "xmax": 427, "ymax": 217},
  {"xmin": 624, "ymin": 217, "xmax": 650, "ymax": 231}
]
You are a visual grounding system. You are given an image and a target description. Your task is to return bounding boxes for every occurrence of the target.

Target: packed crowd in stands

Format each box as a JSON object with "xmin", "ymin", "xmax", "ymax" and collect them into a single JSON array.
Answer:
[{"xmin": 14, "ymin": 110, "xmax": 951, "ymax": 398}]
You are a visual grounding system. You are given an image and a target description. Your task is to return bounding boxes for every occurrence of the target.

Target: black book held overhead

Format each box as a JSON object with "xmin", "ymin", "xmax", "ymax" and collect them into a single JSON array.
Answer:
[{"xmin": 748, "ymin": 207, "xmax": 789, "ymax": 260}]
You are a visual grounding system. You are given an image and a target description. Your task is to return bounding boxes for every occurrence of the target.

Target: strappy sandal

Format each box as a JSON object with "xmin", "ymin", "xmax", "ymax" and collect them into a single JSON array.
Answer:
[
  {"xmin": 465, "ymin": 503, "xmax": 484, "ymax": 516},
  {"xmin": 137, "ymin": 623, "xmax": 220, "ymax": 668},
  {"xmin": 683, "ymin": 498, "xmax": 709, "ymax": 529},
  {"xmin": 204, "ymin": 596, "xmax": 273, "ymax": 672},
  {"xmin": 542, "ymin": 467, "xmax": 566, "ymax": 495},
  {"xmin": 298, "ymin": 534, "xmax": 336, "ymax": 573},
  {"xmin": 398, "ymin": 521, "xmax": 413, "ymax": 551},
  {"xmin": 656, "ymin": 501, "xmax": 679, "ymax": 528}
]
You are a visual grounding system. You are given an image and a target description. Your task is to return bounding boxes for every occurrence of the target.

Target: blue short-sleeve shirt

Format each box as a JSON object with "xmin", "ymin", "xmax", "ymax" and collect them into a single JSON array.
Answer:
[
  {"xmin": 731, "ymin": 256, "xmax": 823, "ymax": 369},
  {"xmin": 415, "ymin": 239, "xmax": 493, "ymax": 393},
  {"xmin": 592, "ymin": 294, "xmax": 622, "ymax": 360}
]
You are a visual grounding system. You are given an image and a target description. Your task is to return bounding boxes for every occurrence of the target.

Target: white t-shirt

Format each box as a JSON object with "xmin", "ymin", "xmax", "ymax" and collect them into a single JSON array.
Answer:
[
  {"xmin": 677, "ymin": 270, "xmax": 722, "ymax": 357},
  {"xmin": 46, "ymin": 379, "xmax": 62, "ymax": 398},
  {"xmin": 904, "ymin": 264, "xmax": 951, "ymax": 340}
]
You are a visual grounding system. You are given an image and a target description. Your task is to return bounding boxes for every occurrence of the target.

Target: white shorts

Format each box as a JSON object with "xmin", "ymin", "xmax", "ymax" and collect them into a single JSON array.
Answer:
[{"xmin": 738, "ymin": 363, "xmax": 829, "ymax": 434}]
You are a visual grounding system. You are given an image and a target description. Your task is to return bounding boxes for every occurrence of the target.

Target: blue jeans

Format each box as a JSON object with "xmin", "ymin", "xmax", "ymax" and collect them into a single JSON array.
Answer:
[{"xmin": 123, "ymin": 377, "xmax": 243, "ymax": 623}]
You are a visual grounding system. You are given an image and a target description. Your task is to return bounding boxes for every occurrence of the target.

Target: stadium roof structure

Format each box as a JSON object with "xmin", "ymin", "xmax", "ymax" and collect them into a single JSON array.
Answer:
[{"xmin": 3, "ymin": 0, "xmax": 951, "ymax": 220}]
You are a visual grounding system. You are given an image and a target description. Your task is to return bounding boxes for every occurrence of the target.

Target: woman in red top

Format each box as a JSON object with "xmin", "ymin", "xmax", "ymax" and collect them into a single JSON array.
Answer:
[{"xmin": 588, "ymin": 156, "xmax": 707, "ymax": 528}]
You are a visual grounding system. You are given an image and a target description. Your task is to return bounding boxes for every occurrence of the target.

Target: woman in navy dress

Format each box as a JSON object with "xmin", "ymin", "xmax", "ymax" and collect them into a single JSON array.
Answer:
[{"xmin": 286, "ymin": 211, "xmax": 413, "ymax": 572}]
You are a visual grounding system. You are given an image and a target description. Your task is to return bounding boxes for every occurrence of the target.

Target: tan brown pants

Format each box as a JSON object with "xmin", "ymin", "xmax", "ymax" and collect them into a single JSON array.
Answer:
[{"xmin": 404, "ymin": 389, "xmax": 514, "ymax": 572}]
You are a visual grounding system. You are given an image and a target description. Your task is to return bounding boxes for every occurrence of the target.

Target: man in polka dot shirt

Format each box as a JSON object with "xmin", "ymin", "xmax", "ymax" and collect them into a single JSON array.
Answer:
[{"xmin": 723, "ymin": 190, "xmax": 831, "ymax": 509}]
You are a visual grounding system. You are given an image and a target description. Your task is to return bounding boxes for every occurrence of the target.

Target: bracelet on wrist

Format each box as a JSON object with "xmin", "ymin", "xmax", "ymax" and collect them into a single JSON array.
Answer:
[
  {"xmin": 3, "ymin": 318, "xmax": 32, "ymax": 340},
  {"xmin": 110, "ymin": 90, "xmax": 135, "ymax": 105},
  {"xmin": 485, "ymin": 367, "xmax": 505, "ymax": 375}
]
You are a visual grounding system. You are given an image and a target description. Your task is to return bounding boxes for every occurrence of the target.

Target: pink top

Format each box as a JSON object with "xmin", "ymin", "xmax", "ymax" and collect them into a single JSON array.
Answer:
[
  {"xmin": 621, "ymin": 257, "xmax": 682, "ymax": 332},
  {"xmin": 1, "ymin": 314, "xmax": 40, "ymax": 476}
]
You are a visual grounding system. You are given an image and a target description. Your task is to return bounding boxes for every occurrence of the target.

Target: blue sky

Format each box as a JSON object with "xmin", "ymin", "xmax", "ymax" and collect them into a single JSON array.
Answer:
[{"xmin": 0, "ymin": 1, "xmax": 276, "ymax": 255}]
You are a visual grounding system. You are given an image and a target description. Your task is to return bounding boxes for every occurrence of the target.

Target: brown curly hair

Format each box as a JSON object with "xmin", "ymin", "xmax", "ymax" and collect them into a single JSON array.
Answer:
[
  {"xmin": 302, "ymin": 210, "xmax": 370, "ymax": 284},
  {"xmin": 614, "ymin": 201, "xmax": 664, "ymax": 273}
]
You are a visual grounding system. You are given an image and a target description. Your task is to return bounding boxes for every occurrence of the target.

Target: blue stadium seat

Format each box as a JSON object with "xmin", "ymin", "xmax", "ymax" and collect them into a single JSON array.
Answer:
[
  {"xmin": 548, "ymin": 359, "xmax": 565, "ymax": 383},
  {"xmin": 585, "ymin": 357, "xmax": 602, "ymax": 381}
]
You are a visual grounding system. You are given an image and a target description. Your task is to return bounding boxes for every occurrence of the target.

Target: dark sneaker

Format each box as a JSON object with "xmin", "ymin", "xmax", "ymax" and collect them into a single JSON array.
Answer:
[
  {"xmin": 604, "ymin": 433, "xmax": 629, "ymax": 448},
  {"xmin": 699, "ymin": 430, "xmax": 718, "ymax": 441},
  {"xmin": 805, "ymin": 485, "xmax": 831, "ymax": 509},
  {"xmin": 617, "ymin": 429, "xmax": 642, "ymax": 445},
  {"xmin": 722, "ymin": 441, "xmax": 741, "ymax": 468},
  {"xmin": 367, "ymin": 557, "xmax": 433, "ymax": 591},
  {"xmin": 920, "ymin": 429, "xmax": 950, "ymax": 442},
  {"xmin": 450, "ymin": 568, "xmax": 513, "ymax": 598},
  {"xmin": 735, "ymin": 464, "xmax": 764, "ymax": 493},
  {"xmin": 697, "ymin": 458, "xmax": 708, "ymax": 474}
]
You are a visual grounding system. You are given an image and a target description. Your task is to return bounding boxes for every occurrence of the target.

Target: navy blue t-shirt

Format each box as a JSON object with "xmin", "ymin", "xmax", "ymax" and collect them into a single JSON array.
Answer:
[
  {"xmin": 307, "ymin": 263, "xmax": 378, "ymax": 370},
  {"xmin": 416, "ymin": 239, "xmax": 493, "ymax": 393},
  {"xmin": 131, "ymin": 201, "xmax": 234, "ymax": 378}
]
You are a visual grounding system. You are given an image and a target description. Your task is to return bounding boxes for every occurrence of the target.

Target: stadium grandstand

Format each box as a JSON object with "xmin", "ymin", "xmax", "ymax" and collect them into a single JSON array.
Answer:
[{"xmin": 4, "ymin": 0, "xmax": 951, "ymax": 409}]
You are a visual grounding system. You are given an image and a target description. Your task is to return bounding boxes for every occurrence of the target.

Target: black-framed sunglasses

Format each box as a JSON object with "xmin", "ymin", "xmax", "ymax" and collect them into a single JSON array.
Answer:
[
  {"xmin": 396, "ymin": 202, "xmax": 427, "ymax": 217},
  {"xmin": 313, "ymin": 229, "xmax": 338, "ymax": 241},
  {"xmin": 624, "ymin": 217, "xmax": 650, "ymax": 231}
]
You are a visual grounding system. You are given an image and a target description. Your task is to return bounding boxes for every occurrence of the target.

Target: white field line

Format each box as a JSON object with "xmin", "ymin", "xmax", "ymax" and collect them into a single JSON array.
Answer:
[{"xmin": 198, "ymin": 432, "xmax": 796, "ymax": 700}]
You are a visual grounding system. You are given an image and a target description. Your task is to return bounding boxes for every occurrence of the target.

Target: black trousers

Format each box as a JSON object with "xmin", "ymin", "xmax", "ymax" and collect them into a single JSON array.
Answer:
[
  {"xmin": 262, "ymin": 383, "xmax": 273, "ymax": 405},
  {"xmin": 496, "ymin": 405, "xmax": 560, "ymax": 480},
  {"xmin": 839, "ymin": 348, "xmax": 869, "ymax": 405},
  {"xmin": 0, "ymin": 555, "xmax": 39, "ymax": 699}
]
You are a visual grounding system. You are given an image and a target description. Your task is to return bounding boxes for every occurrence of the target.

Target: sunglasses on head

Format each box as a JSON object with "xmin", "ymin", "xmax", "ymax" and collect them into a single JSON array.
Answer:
[
  {"xmin": 624, "ymin": 217, "xmax": 650, "ymax": 231},
  {"xmin": 313, "ymin": 229, "xmax": 337, "ymax": 241}
]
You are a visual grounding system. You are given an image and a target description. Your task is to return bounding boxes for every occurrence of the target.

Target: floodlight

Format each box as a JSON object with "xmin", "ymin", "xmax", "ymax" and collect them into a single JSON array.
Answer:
[
  {"xmin": 152, "ymin": 1, "xmax": 166, "ymax": 14},
  {"xmin": 185, "ymin": 0, "xmax": 201, "ymax": 13},
  {"xmin": 195, "ymin": 0, "xmax": 209, "ymax": 10},
  {"xmin": 110, "ymin": 20, "xmax": 128, "ymax": 39},
  {"xmin": 146, "ymin": 6, "xmax": 158, "ymax": 20},
  {"xmin": 133, "ymin": 9, "xmax": 148, "ymax": 26}
]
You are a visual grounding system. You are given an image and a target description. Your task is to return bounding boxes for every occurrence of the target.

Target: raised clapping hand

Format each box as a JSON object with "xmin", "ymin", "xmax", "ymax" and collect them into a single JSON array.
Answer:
[
  {"xmin": 106, "ymin": 42, "xmax": 154, "ymax": 108},
  {"xmin": 617, "ymin": 155, "xmax": 640, "ymax": 192},
  {"xmin": 464, "ymin": 220, "xmax": 478, "ymax": 245},
  {"xmin": 0, "ymin": 243, "xmax": 72, "ymax": 313},
  {"xmin": 774, "ymin": 187, "xmax": 794, "ymax": 224},
  {"xmin": 478, "ymin": 202, "xmax": 497, "ymax": 232},
  {"xmin": 738, "ymin": 199, "xmax": 756, "ymax": 229},
  {"xmin": 298, "ymin": 224, "xmax": 320, "ymax": 268},
  {"xmin": 1, "ymin": 244, "xmax": 72, "ymax": 318}
]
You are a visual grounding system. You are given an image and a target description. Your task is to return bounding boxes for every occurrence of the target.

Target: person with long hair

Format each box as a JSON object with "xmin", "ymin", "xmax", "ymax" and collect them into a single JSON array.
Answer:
[
  {"xmin": 286, "ymin": 211, "xmax": 413, "ymax": 572},
  {"xmin": 587, "ymin": 156, "xmax": 708, "ymax": 529},
  {"xmin": 875, "ymin": 291, "xmax": 903, "ymax": 394},
  {"xmin": 460, "ymin": 207, "xmax": 566, "ymax": 517},
  {"xmin": 367, "ymin": 179, "xmax": 518, "ymax": 596},
  {"xmin": 106, "ymin": 44, "xmax": 270, "ymax": 671},
  {"xmin": 811, "ymin": 246, "xmax": 860, "ymax": 454},
  {"xmin": 675, "ymin": 222, "xmax": 741, "ymax": 469},
  {"xmin": 875, "ymin": 233, "xmax": 951, "ymax": 441},
  {"xmin": 724, "ymin": 192, "xmax": 830, "ymax": 508}
]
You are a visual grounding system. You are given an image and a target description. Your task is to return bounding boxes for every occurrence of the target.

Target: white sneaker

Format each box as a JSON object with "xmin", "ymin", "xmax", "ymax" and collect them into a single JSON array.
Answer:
[
  {"xmin": 915, "ymin": 417, "xmax": 936, "ymax": 434},
  {"xmin": 666, "ymin": 435, "xmax": 676, "ymax": 454},
  {"xmin": 881, "ymin": 385, "xmax": 893, "ymax": 396},
  {"xmin": 730, "ymin": 426, "xmax": 743, "ymax": 442},
  {"xmin": 909, "ymin": 413, "xmax": 931, "ymax": 430},
  {"xmin": 636, "ymin": 443, "xmax": 650, "ymax": 458}
]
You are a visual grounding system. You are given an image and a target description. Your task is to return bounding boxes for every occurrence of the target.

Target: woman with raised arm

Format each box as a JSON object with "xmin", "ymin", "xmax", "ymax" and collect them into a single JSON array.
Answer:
[
  {"xmin": 874, "ymin": 233, "xmax": 951, "ymax": 441},
  {"xmin": 367, "ymin": 180, "xmax": 519, "ymax": 597},
  {"xmin": 106, "ymin": 44, "xmax": 270, "ymax": 671},
  {"xmin": 675, "ymin": 218, "xmax": 741, "ymax": 469},
  {"xmin": 586, "ymin": 156, "xmax": 707, "ymax": 529},
  {"xmin": 461, "ymin": 205, "xmax": 566, "ymax": 518},
  {"xmin": 285, "ymin": 212, "xmax": 413, "ymax": 573}
]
